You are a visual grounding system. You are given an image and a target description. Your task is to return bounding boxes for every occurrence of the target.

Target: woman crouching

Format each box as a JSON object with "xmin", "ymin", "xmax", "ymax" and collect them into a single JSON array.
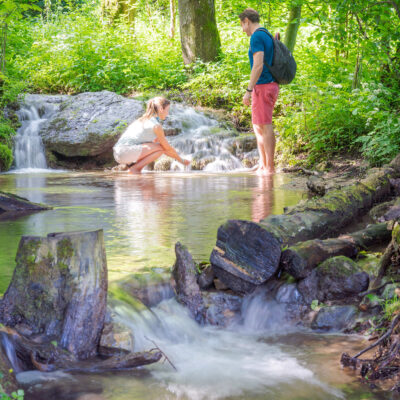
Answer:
[{"xmin": 113, "ymin": 97, "xmax": 190, "ymax": 174}]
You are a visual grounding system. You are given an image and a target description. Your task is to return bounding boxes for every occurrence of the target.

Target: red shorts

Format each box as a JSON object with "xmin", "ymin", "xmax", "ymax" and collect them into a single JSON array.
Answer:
[{"xmin": 251, "ymin": 82, "xmax": 279, "ymax": 125}]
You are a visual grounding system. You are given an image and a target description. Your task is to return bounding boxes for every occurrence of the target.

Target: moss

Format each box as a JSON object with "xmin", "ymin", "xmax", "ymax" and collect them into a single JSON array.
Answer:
[
  {"xmin": 393, "ymin": 223, "xmax": 400, "ymax": 246},
  {"xmin": 57, "ymin": 238, "xmax": 74, "ymax": 260},
  {"xmin": 49, "ymin": 117, "xmax": 68, "ymax": 131},
  {"xmin": 317, "ymin": 256, "xmax": 359, "ymax": 277},
  {"xmin": 0, "ymin": 143, "xmax": 13, "ymax": 171}
]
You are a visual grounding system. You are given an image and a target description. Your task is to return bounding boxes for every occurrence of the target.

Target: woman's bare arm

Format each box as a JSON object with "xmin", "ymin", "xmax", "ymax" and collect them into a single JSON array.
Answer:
[{"xmin": 153, "ymin": 124, "xmax": 187, "ymax": 164}]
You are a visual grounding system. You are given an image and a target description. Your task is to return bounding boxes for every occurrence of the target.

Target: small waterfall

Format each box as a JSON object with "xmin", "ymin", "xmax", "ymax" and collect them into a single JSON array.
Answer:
[
  {"xmin": 110, "ymin": 292, "xmax": 341, "ymax": 400},
  {"xmin": 163, "ymin": 105, "xmax": 247, "ymax": 172}
]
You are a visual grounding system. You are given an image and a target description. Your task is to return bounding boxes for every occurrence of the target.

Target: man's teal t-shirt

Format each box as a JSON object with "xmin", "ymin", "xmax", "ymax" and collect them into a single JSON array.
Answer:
[{"xmin": 249, "ymin": 29, "xmax": 275, "ymax": 84}]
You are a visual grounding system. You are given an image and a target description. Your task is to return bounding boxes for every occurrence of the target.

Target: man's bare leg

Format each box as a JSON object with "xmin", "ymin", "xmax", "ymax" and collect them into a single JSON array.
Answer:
[
  {"xmin": 262, "ymin": 124, "xmax": 275, "ymax": 173},
  {"xmin": 253, "ymin": 124, "xmax": 267, "ymax": 171}
]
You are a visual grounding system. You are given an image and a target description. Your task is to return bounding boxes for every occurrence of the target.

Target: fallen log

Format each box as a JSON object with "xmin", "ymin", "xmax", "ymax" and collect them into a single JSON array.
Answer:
[
  {"xmin": 0, "ymin": 326, "xmax": 161, "ymax": 373},
  {"xmin": 261, "ymin": 165, "xmax": 397, "ymax": 245},
  {"xmin": 210, "ymin": 154, "xmax": 400, "ymax": 293},
  {"xmin": 281, "ymin": 223, "xmax": 391, "ymax": 280}
]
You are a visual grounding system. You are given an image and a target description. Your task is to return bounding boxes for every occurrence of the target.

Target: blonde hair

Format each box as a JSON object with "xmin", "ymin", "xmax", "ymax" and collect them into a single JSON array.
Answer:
[{"xmin": 139, "ymin": 97, "xmax": 170, "ymax": 121}]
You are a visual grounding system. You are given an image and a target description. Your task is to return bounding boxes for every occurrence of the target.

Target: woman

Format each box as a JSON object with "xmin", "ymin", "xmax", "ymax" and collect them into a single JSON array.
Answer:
[{"xmin": 113, "ymin": 97, "xmax": 190, "ymax": 174}]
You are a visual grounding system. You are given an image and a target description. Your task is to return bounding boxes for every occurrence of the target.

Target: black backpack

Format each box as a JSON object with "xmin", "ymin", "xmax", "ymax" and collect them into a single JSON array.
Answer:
[{"xmin": 254, "ymin": 28, "xmax": 297, "ymax": 85}]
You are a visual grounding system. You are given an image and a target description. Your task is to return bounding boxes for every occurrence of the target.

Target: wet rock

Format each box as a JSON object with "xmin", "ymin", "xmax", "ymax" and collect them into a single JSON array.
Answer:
[
  {"xmin": 39, "ymin": 91, "xmax": 143, "ymax": 158},
  {"xmin": 16, "ymin": 370, "xmax": 75, "ymax": 386},
  {"xmin": 210, "ymin": 220, "xmax": 282, "ymax": 294},
  {"xmin": 241, "ymin": 149, "xmax": 259, "ymax": 168},
  {"xmin": 275, "ymin": 283, "xmax": 305, "ymax": 304},
  {"xmin": 369, "ymin": 200, "xmax": 395, "ymax": 222},
  {"xmin": 297, "ymin": 256, "xmax": 369, "ymax": 304},
  {"xmin": 100, "ymin": 321, "xmax": 134, "ymax": 352},
  {"xmin": 306, "ymin": 176, "xmax": 326, "ymax": 196},
  {"xmin": 203, "ymin": 292, "xmax": 242, "ymax": 327},
  {"xmin": 154, "ymin": 155, "xmax": 172, "ymax": 171},
  {"xmin": 311, "ymin": 305, "xmax": 358, "ymax": 331},
  {"xmin": 116, "ymin": 271, "xmax": 174, "ymax": 308},
  {"xmin": 229, "ymin": 135, "xmax": 257, "ymax": 155},
  {"xmin": 0, "ymin": 191, "xmax": 51, "ymax": 219},
  {"xmin": 198, "ymin": 265, "xmax": 215, "ymax": 290},
  {"xmin": 390, "ymin": 178, "xmax": 400, "ymax": 195},
  {"xmin": 0, "ymin": 230, "xmax": 108, "ymax": 360},
  {"xmin": 172, "ymin": 242, "xmax": 205, "ymax": 323}
]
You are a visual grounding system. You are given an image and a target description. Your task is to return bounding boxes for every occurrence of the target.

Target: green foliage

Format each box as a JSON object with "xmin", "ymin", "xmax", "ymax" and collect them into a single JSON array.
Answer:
[
  {"xmin": 0, "ymin": 373, "xmax": 24, "ymax": 400},
  {"xmin": 384, "ymin": 295, "xmax": 400, "ymax": 321},
  {"xmin": 1, "ymin": 0, "xmax": 399, "ymax": 166},
  {"xmin": 0, "ymin": 143, "xmax": 13, "ymax": 171}
]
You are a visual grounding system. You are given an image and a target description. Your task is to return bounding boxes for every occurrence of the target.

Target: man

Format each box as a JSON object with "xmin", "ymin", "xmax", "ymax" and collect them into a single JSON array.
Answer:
[{"xmin": 239, "ymin": 8, "xmax": 279, "ymax": 175}]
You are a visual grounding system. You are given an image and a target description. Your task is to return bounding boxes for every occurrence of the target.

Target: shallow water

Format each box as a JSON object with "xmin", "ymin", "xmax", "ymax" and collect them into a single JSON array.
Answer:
[
  {"xmin": 0, "ymin": 170, "xmax": 390, "ymax": 400},
  {"xmin": 0, "ymin": 170, "xmax": 302, "ymax": 292}
]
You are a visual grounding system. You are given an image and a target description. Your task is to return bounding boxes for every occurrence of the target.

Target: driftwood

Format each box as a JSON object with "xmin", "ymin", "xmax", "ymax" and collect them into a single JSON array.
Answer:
[
  {"xmin": 0, "ymin": 326, "xmax": 161, "ymax": 373},
  {"xmin": 373, "ymin": 221, "xmax": 400, "ymax": 288},
  {"xmin": 281, "ymin": 223, "xmax": 391, "ymax": 279},
  {"xmin": 341, "ymin": 313, "xmax": 400, "ymax": 381},
  {"xmin": 282, "ymin": 166, "xmax": 321, "ymax": 176}
]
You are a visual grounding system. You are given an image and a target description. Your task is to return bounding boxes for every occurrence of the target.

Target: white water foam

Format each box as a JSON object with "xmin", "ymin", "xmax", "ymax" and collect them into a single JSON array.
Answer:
[{"xmin": 112, "ymin": 294, "xmax": 344, "ymax": 400}]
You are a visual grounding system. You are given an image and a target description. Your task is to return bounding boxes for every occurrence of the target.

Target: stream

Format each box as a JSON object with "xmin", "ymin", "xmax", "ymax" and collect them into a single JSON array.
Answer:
[{"xmin": 0, "ymin": 99, "xmax": 391, "ymax": 400}]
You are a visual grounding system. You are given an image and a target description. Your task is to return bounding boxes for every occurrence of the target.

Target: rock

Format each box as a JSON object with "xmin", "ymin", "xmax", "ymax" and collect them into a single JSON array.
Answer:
[
  {"xmin": 369, "ymin": 200, "xmax": 395, "ymax": 221},
  {"xmin": 390, "ymin": 178, "xmax": 400, "ymax": 196},
  {"xmin": 381, "ymin": 283, "xmax": 400, "ymax": 300},
  {"xmin": 213, "ymin": 278, "xmax": 229, "ymax": 291},
  {"xmin": 0, "ymin": 230, "xmax": 108, "ymax": 360},
  {"xmin": 380, "ymin": 198, "xmax": 400, "ymax": 221},
  {"xmin": 210, "ymin": 220, "xmax": 282, "ymax": 294},
  {"xmin": 198, "ymin": 265, "xmax": 215, "ymax": 290},
  {"xmin": 229, "ymin": 135, "xmax": 257, "ymax": 155},
  {"xmin": 100, "ymin": 320, "xmax": 134, "ymax": 352},
  {"xmin": 275, "ymin": 283, "xmax": 305, "ymax": 304},
  {"xmin": 16, "ymin": 370, "xmax": 75, "ymax": 386},
  {"xmin": 154, "ymin": 155, "xmax": 172, "ymax": 171},
  {"xmin": 306, "ymin": 176, "xmax": 326, "ymax": 196},
  {"xmin": 203, "ymin": 292, "xmax": 242, "ymax": 327},
  {"xmin": 172, "ymin": 242, "xmax": 205, "ymax": 323},
  {"xmin": 241, "ymin": 149, "xmax": 259, "ymax": 168},
  {"xmin": 297, "ymin": 256, "xmax": 369, "ymax": 304},
  {"xmin": 38, "ymin": 91, "xmax": 143, "ymax": 157},
  {"xmin": 311, "ymin": 305, "xmax": 358, "ymax": 331},
  {"xmin": 0, "ymin": 191, "xmax": 51, "ymax": 219}
]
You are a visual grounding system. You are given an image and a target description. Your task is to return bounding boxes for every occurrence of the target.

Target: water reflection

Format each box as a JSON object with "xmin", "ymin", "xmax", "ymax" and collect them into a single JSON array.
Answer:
[
  {"xmin": 0, "ymin": 172, "xmax": 304, "ymax": 292},
  {"xmin": 251, "ymin": 175, "xmax": 273, "ymax": 222}
]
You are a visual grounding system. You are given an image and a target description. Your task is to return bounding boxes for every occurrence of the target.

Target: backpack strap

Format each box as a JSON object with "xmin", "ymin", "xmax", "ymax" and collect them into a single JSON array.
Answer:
[{"xmin": 254, "ymin": 27, "xmax": 274, "ymax": 69}]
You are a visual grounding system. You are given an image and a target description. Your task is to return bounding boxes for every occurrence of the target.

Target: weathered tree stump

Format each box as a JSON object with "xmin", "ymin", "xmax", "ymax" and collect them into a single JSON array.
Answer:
[{"xmin": 0, "ymin": 230, "xmax": 107, "ymax": 360}]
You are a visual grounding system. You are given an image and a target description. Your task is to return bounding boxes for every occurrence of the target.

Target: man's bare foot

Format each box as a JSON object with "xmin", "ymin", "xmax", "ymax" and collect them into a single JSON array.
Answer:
[{"xmin": 256, "ymin": 167, "xmax": 274, "ymax": 176}]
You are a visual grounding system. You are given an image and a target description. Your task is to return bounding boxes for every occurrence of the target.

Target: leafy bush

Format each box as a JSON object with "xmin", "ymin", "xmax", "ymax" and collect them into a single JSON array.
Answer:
[{"xmin": 0, "ymin": 144, "xmax": 13, "ymax": 171}]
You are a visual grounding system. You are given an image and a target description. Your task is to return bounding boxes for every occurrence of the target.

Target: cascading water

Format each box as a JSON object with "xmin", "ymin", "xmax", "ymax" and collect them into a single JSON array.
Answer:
[
  {"xmin": 161, "ymin": 104, "xmax": 249, "ymax": 172},
  {"xmin": 111, "ymin": 292, "xmax": 344, "ymax": 400}
]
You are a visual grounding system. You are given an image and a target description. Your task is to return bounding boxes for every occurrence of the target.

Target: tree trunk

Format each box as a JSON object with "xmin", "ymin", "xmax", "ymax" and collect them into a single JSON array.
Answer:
[
  {"xmin": 101, "ymin": 0, "xmax": 136, "ymax": 24},
  {"xmin": 169, "ymin": 0, "xmax": 176, "ymax": 39},
  {"xmin": 284, "ymin": 5, "xmax": 301, "ymax": 53},
  {"xmin": 178, "ymin": 0, "xmax": 221, "ymax": 64}
]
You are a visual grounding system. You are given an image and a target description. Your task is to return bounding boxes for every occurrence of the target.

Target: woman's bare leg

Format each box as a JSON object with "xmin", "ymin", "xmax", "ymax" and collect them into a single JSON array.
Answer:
[{"xmin": 129, "ymin": 143, "xmax": 165, "ymax": 174}]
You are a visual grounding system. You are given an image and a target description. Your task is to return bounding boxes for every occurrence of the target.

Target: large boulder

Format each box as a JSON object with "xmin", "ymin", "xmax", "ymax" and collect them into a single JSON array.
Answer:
[
  {"xmin": 203, "ymin": 292, "xmax": 242, "ymax": 327},
  {"xmin": 0, "ymin": 230, "xmax": 108, "ymax": 360},
  {"xmin": 297, "ymin": 256, "xmax": 369, "ymax": 304},
  {"xmin": 210, "ymin": 220, "xmax": 282, "ymax": 294},
  {"xmin": 172, "ymin": 242, "xmax": 205, "ymax": 323},
  {"xmin": 39, "ymin": 91, "xmax": 143, "ymax": 157}
]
